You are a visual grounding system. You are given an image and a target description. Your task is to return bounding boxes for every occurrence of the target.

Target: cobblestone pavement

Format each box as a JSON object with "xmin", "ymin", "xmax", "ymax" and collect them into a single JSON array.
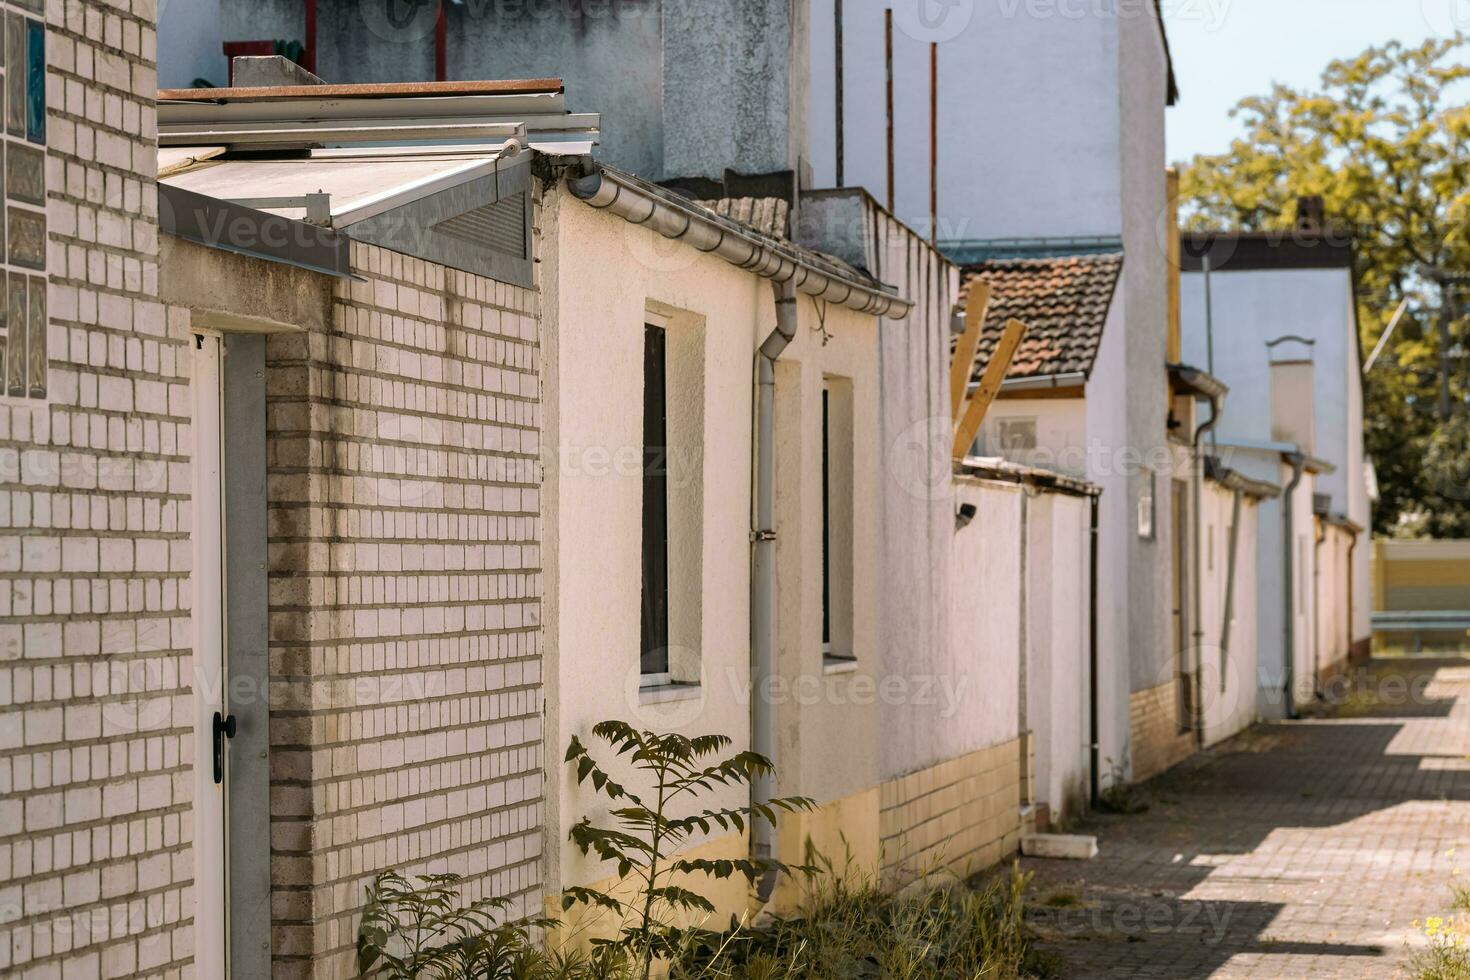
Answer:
[{"xmin": 1021, "ymin": 658, "xmax": 1470, "ymax": 979}]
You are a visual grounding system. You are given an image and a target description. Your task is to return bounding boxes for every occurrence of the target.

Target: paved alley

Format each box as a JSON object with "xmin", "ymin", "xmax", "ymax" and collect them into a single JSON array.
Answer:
[{"xmin": 1023, "ymin": 658, "xmax": 1470, "ymax": 979}]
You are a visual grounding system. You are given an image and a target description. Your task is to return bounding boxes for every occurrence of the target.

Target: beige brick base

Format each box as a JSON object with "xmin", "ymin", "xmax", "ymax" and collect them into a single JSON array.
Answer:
[
  {"xmin": 1129, "ymin": 680, "xmax": 1196, "ymax": 782},
  {"xmin": 879, "ymin": 738, "xmax": 1023, "ymax": 888}
]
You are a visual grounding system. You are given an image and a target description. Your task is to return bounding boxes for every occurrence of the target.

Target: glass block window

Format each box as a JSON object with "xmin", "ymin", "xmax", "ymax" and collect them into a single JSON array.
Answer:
[{"xmin": 0, "ymin": 0, "xmax": 45, "ymax": 400}]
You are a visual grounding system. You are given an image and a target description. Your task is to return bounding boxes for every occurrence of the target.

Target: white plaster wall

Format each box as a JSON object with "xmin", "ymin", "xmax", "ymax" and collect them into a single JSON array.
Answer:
[
  {"xmin": 542, "ymin": 194, "xmax": 765, "ymax": 891},
  {"xmin": 1117, "ymin": 3, "xmax": 1174, "ymax": 714},
  {"xmin": 1200, "ymin": 483, "xmax": 1261, "ymax": 746},
  {"xmin": 979, "ymin": 397, "xmax": 1089, "ymax": 479},
  {"xmin": 807, "ymin": 0, "xmax": 1125, "ymax": 239},
  {"xmin": 1025, "ymin": 492, "xmax": 1091, "ymax": 819},
  {"xmin": 798, "ymin": 193, "xmax": 967, "ymax": 783},
  {"xmin": 951, "ymin": 480, "xmax": 1024, "ymax": 752},
  {"xmin": 771, "ymin": 294, "xmax": 884, "ymax": 807},
  {"xmin": 1084, "ymin": 296, "xmax": 1131, "ymax": 780},
  {"xmin": 1180, "ymin": 267, "xmax": 1362, "ymax": 519}
]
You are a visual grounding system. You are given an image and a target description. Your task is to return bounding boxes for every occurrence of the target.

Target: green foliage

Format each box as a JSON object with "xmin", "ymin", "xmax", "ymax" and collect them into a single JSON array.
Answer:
[
  {"xmin": 1179, "ymin": 34, "xmax": 1470, "ymax": 535},
  {"xmin": 561, "ymin": 721, "xmax": 818, "ymax": 978},
  {"xmin": 1094, "ymin": 759, "xmax": 1148, "ymax": 815},
  {"xmin": 355, "ymin": 871, "xmax": 559, "ymax": 979},
  {"xmin": 670, "ymin": 860, "xmax": 1052, "ymax": 979}
]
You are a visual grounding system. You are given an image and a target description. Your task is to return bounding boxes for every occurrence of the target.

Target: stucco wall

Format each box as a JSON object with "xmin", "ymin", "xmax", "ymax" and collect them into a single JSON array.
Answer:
[
  {"xmin": 541, "ymin": 189, "xmax": 883, "ymax": 901},
  {"xmin": 1024, "ymin": 492, "xmax": 1091, "ymax": 821},
  {"xmin": 1180, "ymin": 268, "xmax": 1360, "ymax": 510},
  {"xmin": 978, "ymin": 396, "xmax": 1089, "ymax": 479},
  {"xmin": 806, "ymin": 0, "xmax": 1125, "ymax": 239},
  {"xmin": 1083, "ymin": 296, "xmax": 1131, "ymax": 780},
  {"xmin": 1116, "ymin": 3, "xmax": 1173, "ymax": 717},
  {"xmin": 950, "ymin": 479, "xmax": 1023, "ymax": 753},
  {"xmin": 541, "ymin": 194, "xmax": 760, "ymax": 896},
  {"xmin": 1200, "ymin": 482, "xmax": 1261, "ymax": 746},
  {"xmin": 797, "ymin": 189, "xmax": 970, "ymax": 785},
  {"xmin": 159, "ymin": 0, "xmax": 226, "ymax": 87}
]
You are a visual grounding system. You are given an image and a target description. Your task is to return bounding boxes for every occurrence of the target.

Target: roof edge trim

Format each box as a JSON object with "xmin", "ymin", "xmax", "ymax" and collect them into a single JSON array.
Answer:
[{"xmin": 569, "ymin": 166, "xmax": 913, "ymax": 320}]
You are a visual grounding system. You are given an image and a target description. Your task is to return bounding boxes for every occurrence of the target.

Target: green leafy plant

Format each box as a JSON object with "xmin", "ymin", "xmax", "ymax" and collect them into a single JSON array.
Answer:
[
  {"xmin": 561, "ymin": 721, "xmax": 818, "ymax": 978},
  {"xmin": 1094, "ymin": 759, "xmax": 1149, "ymax": 816},
  {"xmin": 356, "ymin": 871, "xmax": 557, "ymax": 979}
]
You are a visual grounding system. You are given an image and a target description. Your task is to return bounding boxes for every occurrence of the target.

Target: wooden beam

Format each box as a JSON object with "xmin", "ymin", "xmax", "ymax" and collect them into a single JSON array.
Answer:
[
  {"xmin": 953, "ymin": 318, "xmax": 1028, "ymax": 459},
  {"xmin": 949, "ymin": 279, "xmax": 991, "ymax": 420}
]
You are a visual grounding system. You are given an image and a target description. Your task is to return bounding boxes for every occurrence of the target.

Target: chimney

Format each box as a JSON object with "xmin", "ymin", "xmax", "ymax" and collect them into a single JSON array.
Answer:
[
  {"xmin": 1268, "ymin": 336, "xmax": 1316, "ymax": 454},
  {"xmin": 1295, "ymin": 196, "xmax": 1326, "ymax": 233}
]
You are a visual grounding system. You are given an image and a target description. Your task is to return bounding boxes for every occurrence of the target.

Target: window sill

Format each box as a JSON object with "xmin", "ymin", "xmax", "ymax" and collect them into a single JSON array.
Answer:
[
  {"xmin": 639, "ymin": 682, "xmax": 702, "ymax": 705},
  {"xmin": 822, "ymin": 656, "xmax": 859, "ymax": 675}
]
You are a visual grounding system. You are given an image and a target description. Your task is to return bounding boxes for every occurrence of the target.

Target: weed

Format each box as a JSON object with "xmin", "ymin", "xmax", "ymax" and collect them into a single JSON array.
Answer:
[
  {"xmin": 673, "ymin": 860, "xmax": 1049, "ymax": 979},
  {"xmin": 1039, "ymin": 890, "xmax": 1082, "ymax": 909},
  {"xmin": 1410, "ymin": 917, "xmax": 1470, "ymax": 980}
]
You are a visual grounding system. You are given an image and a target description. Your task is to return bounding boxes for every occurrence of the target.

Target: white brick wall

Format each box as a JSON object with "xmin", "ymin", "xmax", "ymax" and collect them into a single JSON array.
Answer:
[
  {"xmin": 264, "ymin": 242, "xmax": 544, "ymax": 979},
  {"xmin": 4, "ymin": 6, "xmax": 548, "ymax": 977},
  {"xmin": 1, "ymin": 0, "xmax": 191, "ymax": 978}
]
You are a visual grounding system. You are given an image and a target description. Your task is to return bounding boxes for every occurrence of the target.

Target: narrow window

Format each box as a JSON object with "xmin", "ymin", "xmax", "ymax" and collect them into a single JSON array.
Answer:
[
  {"xmin": 822, "ymin": 377, "xmax": 855, "ymax": 665},
  {"xmin": 822, "ymin": 387, "xmax": 832, "ymax": 654},
  {"xmin": 641, "ymin": 324, "xmax": 670, "ymax": 677}
]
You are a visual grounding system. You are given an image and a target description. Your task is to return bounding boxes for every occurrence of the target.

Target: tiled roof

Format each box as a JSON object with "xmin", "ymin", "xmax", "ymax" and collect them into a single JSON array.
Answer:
[{"xmin": 960, "ymin": 252, "xmax": 1124, "ymax": 382}]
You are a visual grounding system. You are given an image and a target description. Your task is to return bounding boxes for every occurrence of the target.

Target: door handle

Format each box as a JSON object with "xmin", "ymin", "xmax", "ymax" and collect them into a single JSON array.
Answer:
[{"xmin": 213, "ymin": 711, "xmax": 237, "ymax": 785}]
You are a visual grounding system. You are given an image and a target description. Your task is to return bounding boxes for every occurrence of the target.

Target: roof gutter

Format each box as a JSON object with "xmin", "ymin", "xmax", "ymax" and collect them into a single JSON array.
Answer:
[
  {"xmin": 1204, "ymin": 457, "xmax": 1281, "ymax": 500},
  {"xmin": 995, "ymin": 372, "xmax": 1088, "ymax": 393},
  {"xmin": 568, "ymin": 166, "xmax": 912, "ymax": 320}
]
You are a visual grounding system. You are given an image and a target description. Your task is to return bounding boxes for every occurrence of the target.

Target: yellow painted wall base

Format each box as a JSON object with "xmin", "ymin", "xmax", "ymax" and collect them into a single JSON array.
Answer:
[
  {"xmin": 1130, "ymin": 680, "xmax": 1196, "ymax": 782},
  {"xmin": 879, "ymin": 738, "xmax": 1024, "ymax": 890},
  {"xmin": 547, "ymin": 738, "xmax": 1027, "ymax": 968}
]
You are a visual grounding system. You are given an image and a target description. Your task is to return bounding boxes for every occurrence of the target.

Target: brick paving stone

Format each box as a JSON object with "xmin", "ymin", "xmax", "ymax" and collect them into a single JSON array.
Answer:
[{"xmin": 1021, "ymin": 658, "xmax": 1470, "ymax": 979}]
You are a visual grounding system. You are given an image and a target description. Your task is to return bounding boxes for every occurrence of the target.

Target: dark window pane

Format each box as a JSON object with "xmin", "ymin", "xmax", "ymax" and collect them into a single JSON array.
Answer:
[
  {"xmin": 641, "ymin": 324, "xmax": 669, "ymax": 675},
  {"xmin": 24, "ymin": 18, "xmax": 42, "ymax": 145},
  {"xmin": 822, "ymin": 387, "xmax": 830, "ymax": 648}
]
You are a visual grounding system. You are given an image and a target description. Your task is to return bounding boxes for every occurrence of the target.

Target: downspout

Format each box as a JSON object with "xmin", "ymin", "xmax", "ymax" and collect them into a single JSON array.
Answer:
[
  {"xmin": 1088, "ymin": 492, "xmax": 1101, "ymax": 809},
  {"xmin": 751, "ymin": 281, "xmax": 798, "ymax": 902},
  {"xmin": 1218, "ymin": 487, "xmax": 1243, "ymax": 696},
  {"xmin": 1313, "ymin": 518, "xmax": 1325, "ymax": 697},
  {"xmin": 1346, "ymin": 532, "xmax": 1358, "ymax": 664},
  {"xmin": 1281, "ymin": 454, "xmax": 1307, "ymax": 719},
  {"xmin": 1191, "ymin": 395, "xmax": 1221, "ymax": 745}
]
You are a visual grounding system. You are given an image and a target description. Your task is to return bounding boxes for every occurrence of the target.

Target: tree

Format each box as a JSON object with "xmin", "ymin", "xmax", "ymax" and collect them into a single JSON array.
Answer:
[{"xmin": 1179, "ymin": 34, "xmax": 1470, "ymax": 536}]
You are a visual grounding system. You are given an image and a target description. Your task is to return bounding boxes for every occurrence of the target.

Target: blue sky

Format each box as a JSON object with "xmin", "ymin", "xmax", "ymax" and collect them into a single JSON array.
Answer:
[{"xmin": 1163, "ymin": 0, "xmax": 1463, "ymax": 163}]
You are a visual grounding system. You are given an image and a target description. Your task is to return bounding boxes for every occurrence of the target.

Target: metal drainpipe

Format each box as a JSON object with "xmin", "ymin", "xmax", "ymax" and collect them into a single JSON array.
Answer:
[
  {"xmin": 1281, "ymin": 454, "xmax": 1307, "ymax": 719},
  {"xmin": 751, "ymin": 280, "xmax": 798, "ymax": 902},
  {"xmin": 1218, "ymin": 487, "xmax": 1243, "ymax": 695},
  {"xmin": 1313, "ymin": 518, "xmax": 1326, "ymax": 697},
  {"xmin": 1088, "ymin": 492, "xmax": 1101, "ymax": 809},
  {"xmin": 1191, "ymin": 395, "xmax": 1221, "ymax": 745}
]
